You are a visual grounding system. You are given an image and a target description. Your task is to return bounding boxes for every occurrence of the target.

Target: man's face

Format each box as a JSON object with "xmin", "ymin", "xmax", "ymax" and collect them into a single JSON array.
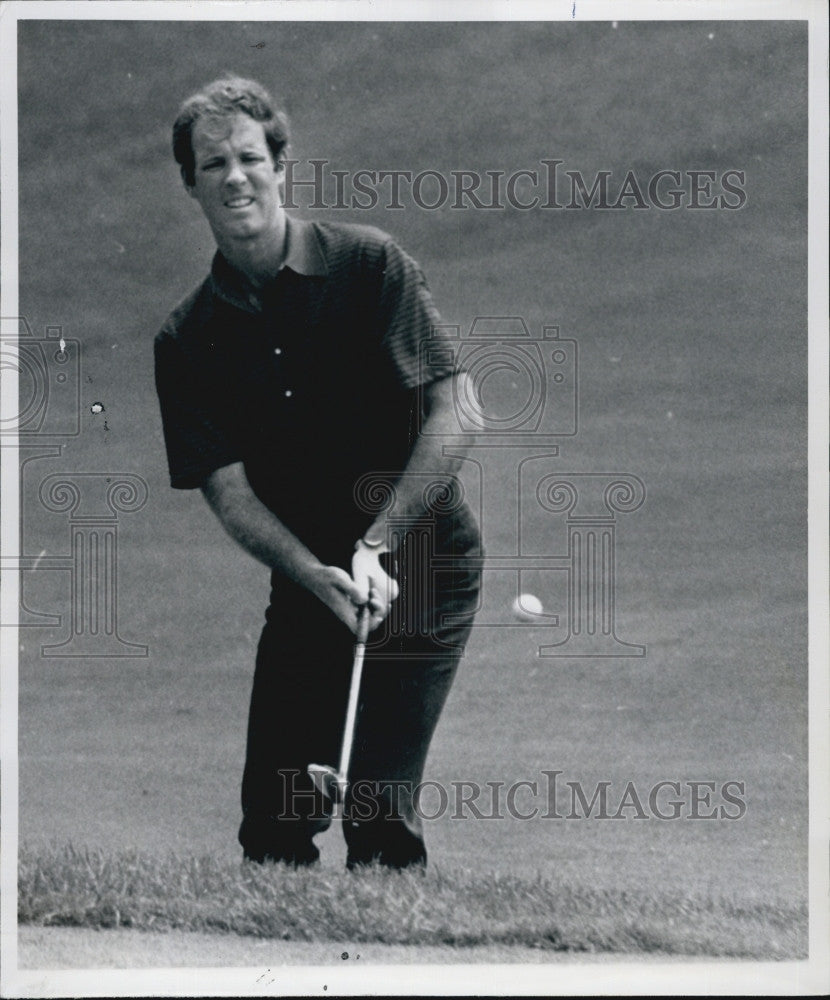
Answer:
[{"xmin": 187, "ymin": 112, "xmax": 284, "ymax": 247}]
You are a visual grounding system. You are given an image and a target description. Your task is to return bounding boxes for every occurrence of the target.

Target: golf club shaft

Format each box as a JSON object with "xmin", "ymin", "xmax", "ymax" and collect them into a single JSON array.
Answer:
[{"xmin": 337, "ymin": 604, "xmax": 370, "ymax": 783}]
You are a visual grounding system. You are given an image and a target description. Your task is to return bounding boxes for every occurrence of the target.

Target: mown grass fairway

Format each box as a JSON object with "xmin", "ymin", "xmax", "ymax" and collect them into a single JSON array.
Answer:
[
  {"xmin": 19, "ymin": 846, "xmax": 806, "ymax": 959},
  {"xmin": 11, "ymin": 17, "xmax": 809, "ymax": 969}
]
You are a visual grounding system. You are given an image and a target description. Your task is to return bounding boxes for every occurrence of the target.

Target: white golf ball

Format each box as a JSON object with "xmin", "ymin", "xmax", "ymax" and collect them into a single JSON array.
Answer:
[{"xmin": 512, "ymin": 593, "xmax": 544, "ymax": 620}]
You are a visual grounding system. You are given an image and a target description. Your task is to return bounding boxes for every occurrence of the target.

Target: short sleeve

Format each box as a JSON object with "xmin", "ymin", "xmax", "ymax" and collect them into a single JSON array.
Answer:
[
  {"xmin": 154, "ymin": 328, "xmax": 242, "ymax": 489},
  {"xmin": 376, "ymin": 239, "xmax": 459, "ymax": 390}
]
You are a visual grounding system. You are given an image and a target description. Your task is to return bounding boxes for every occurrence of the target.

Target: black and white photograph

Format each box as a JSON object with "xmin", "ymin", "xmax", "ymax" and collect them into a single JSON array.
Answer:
[{"xmin": 1, "ymin": 1, "xmax": 827, "ymax": 996}]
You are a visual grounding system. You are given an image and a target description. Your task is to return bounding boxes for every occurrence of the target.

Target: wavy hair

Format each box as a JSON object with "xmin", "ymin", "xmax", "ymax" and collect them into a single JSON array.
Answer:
[{"xmin": 173, "ymin": 76, "xmax": 290, "ymax": 186}]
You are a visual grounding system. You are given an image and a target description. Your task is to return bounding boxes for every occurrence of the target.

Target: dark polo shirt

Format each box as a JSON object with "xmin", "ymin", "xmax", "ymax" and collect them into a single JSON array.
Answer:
[{"xmin": 155, "ymin": 217, "xmax": 462, "ymax": 562}]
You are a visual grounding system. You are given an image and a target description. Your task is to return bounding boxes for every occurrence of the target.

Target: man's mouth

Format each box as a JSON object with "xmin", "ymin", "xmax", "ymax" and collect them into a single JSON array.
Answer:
[{"xmin": 225, "ymin": 196, "xmax": 255, "ymax": 209}]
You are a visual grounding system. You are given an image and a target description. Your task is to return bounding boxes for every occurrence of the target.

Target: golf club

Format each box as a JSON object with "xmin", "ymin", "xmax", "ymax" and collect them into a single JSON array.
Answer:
[{"xmin": 308, "ymin": 603, "xmax": 371, "ymax": 803}]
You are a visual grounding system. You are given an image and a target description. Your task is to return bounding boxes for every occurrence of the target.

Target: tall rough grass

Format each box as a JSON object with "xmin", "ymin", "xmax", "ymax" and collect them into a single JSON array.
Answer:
[{"xmin": 18, "ymin": 845, "xmax": 806, "ymax": 958}]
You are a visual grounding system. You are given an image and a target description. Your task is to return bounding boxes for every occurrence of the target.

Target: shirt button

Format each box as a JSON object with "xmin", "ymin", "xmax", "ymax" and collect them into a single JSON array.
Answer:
[
  {"xmin": 274, "ymin": 347, "xmax": 282, "ymax": 355},
  {"xmin": 284, "ymin": 389, "xmax": 293, "ymax": 398}
]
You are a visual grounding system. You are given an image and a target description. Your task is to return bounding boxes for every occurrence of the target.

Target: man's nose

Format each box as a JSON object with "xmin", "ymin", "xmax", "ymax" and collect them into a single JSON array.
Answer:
[{"xmin": 224, "ymin": 158, "xmax": 246, "ymax": 186}]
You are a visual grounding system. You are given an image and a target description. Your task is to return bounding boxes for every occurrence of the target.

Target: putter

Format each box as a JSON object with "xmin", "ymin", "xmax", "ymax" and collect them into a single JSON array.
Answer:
[{"xmin": 308, "ymin": 603, "xmax": 371, "ymax": 804}]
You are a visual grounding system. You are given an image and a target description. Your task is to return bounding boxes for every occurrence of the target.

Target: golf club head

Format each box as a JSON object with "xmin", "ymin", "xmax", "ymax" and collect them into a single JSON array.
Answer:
[{"xmin": 308, "ymin": 763, "xmax": 344, "ymax": 803}]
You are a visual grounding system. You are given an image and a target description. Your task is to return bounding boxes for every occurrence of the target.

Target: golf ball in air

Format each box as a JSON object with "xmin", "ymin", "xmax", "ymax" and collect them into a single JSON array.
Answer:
[{"xmin": 512, "ymin": 593, "xmax": 544, "ymax": 620}]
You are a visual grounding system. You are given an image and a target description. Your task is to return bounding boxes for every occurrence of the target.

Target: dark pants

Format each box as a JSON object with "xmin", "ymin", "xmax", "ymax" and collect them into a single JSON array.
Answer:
[{"xmin": 238, "ymin": 512, "xmax": 481, "ymax": 869}]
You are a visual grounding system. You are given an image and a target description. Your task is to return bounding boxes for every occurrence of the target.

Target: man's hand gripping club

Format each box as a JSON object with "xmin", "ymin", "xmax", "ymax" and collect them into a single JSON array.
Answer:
[
  {"xmin": 351, "ymin": 537, "xmax": 399, "ymax": 633},
  {"xmin": 306, "ymin": 538, "xmax": 398, "ymax": 635}
]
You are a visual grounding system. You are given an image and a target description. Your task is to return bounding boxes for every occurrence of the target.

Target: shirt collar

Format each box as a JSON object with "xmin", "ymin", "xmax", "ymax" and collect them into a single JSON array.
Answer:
[
  {"xmin": 210, "ymin": 215, "xmax": 327, "ymax": 312},
  {"xmin": 282, "ymin": 216, "xmax": 328, "ymax": 277}
]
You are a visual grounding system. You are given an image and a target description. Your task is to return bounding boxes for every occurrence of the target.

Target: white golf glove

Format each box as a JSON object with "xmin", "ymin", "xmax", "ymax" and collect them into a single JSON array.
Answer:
[{"xmin": 352, "ymin": 537, "xmax": 399, "ymax": 626}]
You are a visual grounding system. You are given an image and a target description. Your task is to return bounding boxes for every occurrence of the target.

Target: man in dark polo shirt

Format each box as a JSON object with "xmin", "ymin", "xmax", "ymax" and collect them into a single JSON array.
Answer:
[{"xmin": 155, "ymin": 77, "xmax": 481, "ymax": 869}]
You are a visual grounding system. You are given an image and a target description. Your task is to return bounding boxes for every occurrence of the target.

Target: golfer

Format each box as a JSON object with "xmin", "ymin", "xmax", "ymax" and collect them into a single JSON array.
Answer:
[{"xmin": 155, "ymin": 77, "xmax": 481, "ymax": 869}]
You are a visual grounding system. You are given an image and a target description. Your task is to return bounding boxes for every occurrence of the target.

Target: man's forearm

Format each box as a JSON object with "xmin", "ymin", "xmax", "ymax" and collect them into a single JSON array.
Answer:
[
  {"xmin": 202, "ymin": 464, "xmax": 324, "ymax": 591},
  {"xmin": 203, "ymin": 462, "xmax": 381, "ymax": 633}
]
